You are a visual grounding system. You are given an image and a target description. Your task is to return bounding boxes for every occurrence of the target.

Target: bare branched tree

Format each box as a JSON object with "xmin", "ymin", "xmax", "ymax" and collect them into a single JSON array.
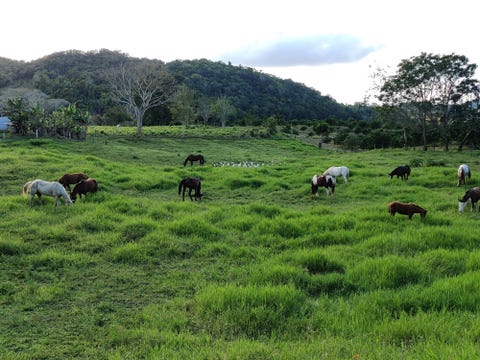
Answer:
[
  {"xmin": 108, "ymin": 60, "xmax": 177, "ymax": 136},
  {"xmin": 213, "ymin": 96, "xmax": 235, "ymax": 127}
]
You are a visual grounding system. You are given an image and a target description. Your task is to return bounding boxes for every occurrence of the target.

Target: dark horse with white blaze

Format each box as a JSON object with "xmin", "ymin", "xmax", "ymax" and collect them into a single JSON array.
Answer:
[
  {"xmin": 183, "ymin": 154, "xmax": 205, "ymax": 167},
  {"xmin": 458, "ymin": 187, "xmax": 480, "ymax": 212},
  {"xmin": 58, "ymin": 173, "xmax": 89, "ymax": 191},
  {"xmin": 457, "ymin": 164, "xmax": 471, "ymax": 187},
  {"xmin": 71, "ymin": 178, "xmax": 98, "ymax": 202},
  {"xmin": 311, "ymin": 174, "xmax": 336, "ymax": 196},
  {"xmin": 178, "ymin": 176, "xmax": 202, "ymax": 201},
  {"xmin": 389, "ymin": 165, "xmax": 411, "ymax": 180},
  {"xmin": 388, "ymin": 201, "xmax": 427, "ymax": 219}
]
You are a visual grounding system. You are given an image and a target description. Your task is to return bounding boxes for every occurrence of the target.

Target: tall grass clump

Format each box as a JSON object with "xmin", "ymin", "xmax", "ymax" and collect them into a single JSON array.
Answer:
[
  {"xmin": 0, "ymin": 238, "xmax": 30, "ymax": 256},
  {"xmin": 286, "ymin": 249, "xmax": 345, "ymax": 274},
  {"xmin": 417, "ymin": 249, "xmax": 468, "ymax": 277},
  {"xmin": 119, "ymin": 218, "xmax": 158, "ymax": 243},
  {"xmin": 195, "ymin": 284, "xmax": 311, "ymax": 339},
  {"xmin": 347, "ymin": 256, "xmax": 426, "ymax": 291},
  {"xmin": 167, "ymin": 217, "xmax": 223, "ymax": 241}
]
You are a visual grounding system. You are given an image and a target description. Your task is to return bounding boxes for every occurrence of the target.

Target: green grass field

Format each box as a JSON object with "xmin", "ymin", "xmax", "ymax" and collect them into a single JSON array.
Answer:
[{"xmin": 1, "ymin": 127, "xmax": 479, "ymax": 359}]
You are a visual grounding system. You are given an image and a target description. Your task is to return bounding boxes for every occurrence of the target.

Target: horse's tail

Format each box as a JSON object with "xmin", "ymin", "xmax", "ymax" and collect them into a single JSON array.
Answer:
[
  {"xmin": 178, "ymin": 179, "xmax": 185, "ymax": 195},
  {"xmin": 23, "ymin": 181, "xmax": 33, "ymax": 196},
  {"xmin": 183, "ymin": 157, "xmax": 189, "ymax": 167}
]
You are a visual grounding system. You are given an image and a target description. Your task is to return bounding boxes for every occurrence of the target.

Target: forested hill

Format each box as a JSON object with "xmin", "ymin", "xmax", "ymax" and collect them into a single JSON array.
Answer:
[{"xmin": 0, "ymin": 49, "xmax": 370, "ymax": 123}]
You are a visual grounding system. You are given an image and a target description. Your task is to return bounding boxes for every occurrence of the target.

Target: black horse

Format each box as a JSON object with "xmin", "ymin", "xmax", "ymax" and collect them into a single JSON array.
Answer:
[
  {"xmin": 178, "ymin": 177, "xmax": 203, "ymax": 201},
  {"xmin": 389, "ymin": 165, "xmax": 411, "ymax": 180},
  {"xmin": 183, "ymin": 154, "xmax": 205, "ymax": 167}
]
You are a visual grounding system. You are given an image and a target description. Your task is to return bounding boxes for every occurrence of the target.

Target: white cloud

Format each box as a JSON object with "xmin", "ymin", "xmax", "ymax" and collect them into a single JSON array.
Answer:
[
  {"xmin": 2, "ymin": 0, "xmax": 480, "ymax": 104},
  {"xmin": 219, "ymin": 34, "xmax": 381, "ymax": 67}
]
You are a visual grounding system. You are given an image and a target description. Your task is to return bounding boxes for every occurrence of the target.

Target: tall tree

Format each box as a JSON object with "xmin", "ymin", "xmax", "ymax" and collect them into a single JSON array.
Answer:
[
  {"xmin": 212, "ymin": 96, "xmax": 235, "ymax": 127},
  {"xmin": 108, "ymin": 60, "xmax": 177, "ymax": 136},
  {"xmin": 379, "ymin": 53, "xmax": 478, "ymax": 150},
  {"xmin": 197, "ymin": 96, "xmax": 215, "ymax": 125},
  {"xmin": 170, "ymin": 85, "xmax": 196, "ymax": 126}
]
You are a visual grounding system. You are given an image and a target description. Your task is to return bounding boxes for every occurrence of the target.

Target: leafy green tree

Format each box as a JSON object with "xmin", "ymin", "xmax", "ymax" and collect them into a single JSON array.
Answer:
[
  {"xmin": 197, "ymin": 96, "xmax": 215, "ymax": 125},
  {"xmin": 30, "ymin": 103, "xmax": 46, "ymax": 138},
  {"xmin": 379, "ymin": 53, "xmax": 479, "ymax": 150},
  {"xmin": 263, "ymin": 116, "xmax": 278, "ymax": 136},
  {"xmin": 170, "ymin": 85, "xmax": 196, "ymax": 126},
  {"xmin": 5, "ymin": 98, "xmax": 29, "ymax": 135},
  {"xmin": 212, "ymin": 96, "xmax": 235, "ymax": 127}
]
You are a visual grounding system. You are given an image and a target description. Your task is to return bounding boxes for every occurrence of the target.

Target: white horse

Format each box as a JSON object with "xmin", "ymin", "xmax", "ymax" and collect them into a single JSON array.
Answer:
[
  {"xmin": 322, "ymin": 166, "xmax": 349, "ymax": 183},
  {"xmin": 457, "ymin": 164, "xmax": 471, "ymax": 187},
  {"xmin": 23, "ymin": 179, "xmax": 73, "ymax": 207}
]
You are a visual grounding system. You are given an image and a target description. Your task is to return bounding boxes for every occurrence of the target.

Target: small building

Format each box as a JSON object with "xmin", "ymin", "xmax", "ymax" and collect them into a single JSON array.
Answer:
[{"xmin": 0, "ymin": 116, "xmax": 11, "ymax": 131}]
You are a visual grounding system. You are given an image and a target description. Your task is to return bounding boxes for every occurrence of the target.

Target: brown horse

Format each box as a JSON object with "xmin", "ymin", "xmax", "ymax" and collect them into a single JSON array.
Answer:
[
  {"xmin": 184, "ymin": 154, "xmax": 205, "ymax": 167},
  {"xmin": 388, "ymin": 201, "xmax": 427, "ymax": 219},
  {"xmin": 58, "ymin": 173, "xmax": 89, "ymax": 191},
  {"xmin": 71, "ymin": 178, "xmax": 98, "ymax": 202},
  {"xmin": 178, "ymin": 176, "xmax": 202, "ymax": 201}
]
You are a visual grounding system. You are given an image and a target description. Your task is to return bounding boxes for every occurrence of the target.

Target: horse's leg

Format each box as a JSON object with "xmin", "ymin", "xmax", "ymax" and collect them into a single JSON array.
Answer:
[
  {"xmin": 54, "ymin": 196, "xmax": 60, "ymax": 206},
  {"xmin": 30, "ymin": 194, "xmax": 34, "ymax": 207},
  {"xmin": 182, "ymin": 187, "xmax": 186, "ymax": 201},
  {"xmin": 38, "ymin": 194, "xmax": 42, "ymax": 206},
  {"xmin": 188, "ymin": 188, "xmax": 194, "ymax": 201}
]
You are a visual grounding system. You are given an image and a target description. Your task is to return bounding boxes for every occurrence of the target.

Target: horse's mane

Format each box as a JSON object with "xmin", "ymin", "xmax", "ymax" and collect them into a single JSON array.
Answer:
[{"xmin": 22, "ymin": 181, "xmax": 33, "ymax": 196}]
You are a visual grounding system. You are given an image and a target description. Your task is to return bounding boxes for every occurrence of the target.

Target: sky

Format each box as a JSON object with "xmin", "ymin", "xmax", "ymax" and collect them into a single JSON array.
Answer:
[{"xmin": 3, "ymin": 0, "xmax": 480, "ymax": 105}]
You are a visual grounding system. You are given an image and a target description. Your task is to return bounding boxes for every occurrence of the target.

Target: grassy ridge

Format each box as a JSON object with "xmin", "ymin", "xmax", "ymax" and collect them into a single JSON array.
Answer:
[{"xmin": 0, "ymin": 129, "xmax": 480, "ymax": 359}]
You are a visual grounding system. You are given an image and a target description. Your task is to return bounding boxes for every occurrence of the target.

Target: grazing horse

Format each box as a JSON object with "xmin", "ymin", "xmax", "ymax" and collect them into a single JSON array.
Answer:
[
  {"xmin": 458, "ymin": 187, "xmax": 480, "ymax": 212},
  {"xmin": 322, "ymin": 166, "xmax": 349, "ymax": 183},
  {"xmin": 71, "ymin": 178, "xmax": 98, "ymax": 203},
  {"xmin": 183, "ymin": 154, "xmax": 205, "ymax": 167},
  {"xmin": 457, "ymin": 164, "xmax": 471, "ymax": 187},
  {"xmin": 23, "ymin": 179, "xmax": 72, "ymax": 207},
  {"xmin": 388, "ymin": 201, "xmax": 427, "ymax": 219},
  {"xmin": 178, "ymin": 176, "xmax": 202, "ymax": 201},
  {"xmin": 58, "ymin": 173, "xmax": 89, "ymax": 191},
  {"xmin": 389, "ymin": 165, "xmax": 411, "ymax": 180},
  {"xmin": 311, "ymin": 174, "xmax": 336, "ymax": 196}
]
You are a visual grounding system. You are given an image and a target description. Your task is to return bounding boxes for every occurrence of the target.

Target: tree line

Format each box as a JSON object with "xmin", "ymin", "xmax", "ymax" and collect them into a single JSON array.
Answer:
[
  {"xmin": 0, "ymin": 50, "xmax": 365, "ymax": 136},
  {"xmin": 0, "ymin": 50, "xmax": 479, "ymax": 150}
]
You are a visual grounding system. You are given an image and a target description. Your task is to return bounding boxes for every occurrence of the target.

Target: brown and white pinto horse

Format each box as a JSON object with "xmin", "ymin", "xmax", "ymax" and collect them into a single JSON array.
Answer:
[
  {"xmin": 311, "ymin": 174, "xmax": 336, "ymax": 196},
  {"xmin": 58, "ymin": 173, "xmax": 89, "ymax": 192},
  {"xmin": 388, "ymin": 201, "xmax": 427, "ymax": 219},
  {"xmin": 457, "ymin": 164, "xmax": 471, "ymax": 187},
  {"xmin": 458, "ymin": 187, "xmax": 480, "ymax": 212}
]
